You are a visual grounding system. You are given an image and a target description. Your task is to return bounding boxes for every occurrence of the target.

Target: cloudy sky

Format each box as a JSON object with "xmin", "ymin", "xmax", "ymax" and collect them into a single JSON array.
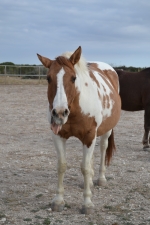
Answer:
[{"xmin": 0, "ymin": 0, "xmax": 150, "ymax": 67}]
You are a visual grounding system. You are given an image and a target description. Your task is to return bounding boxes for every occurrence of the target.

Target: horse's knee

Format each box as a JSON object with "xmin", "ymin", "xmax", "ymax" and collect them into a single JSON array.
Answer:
[
  {"xmin": 144, "ymin": 124, "xmax": 150, "ymax": 132},
  {"xmin": 57, "ymin": 162, "xmax": 67, "ymax": 173},
  {"xmin": 81, "ymin": 166, "xmax": 91, "ymax": 176}
]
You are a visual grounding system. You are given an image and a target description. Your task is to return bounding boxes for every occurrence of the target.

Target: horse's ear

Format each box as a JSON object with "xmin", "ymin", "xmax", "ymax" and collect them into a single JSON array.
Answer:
[
  {"xmin": 37, "ymin": 54, "xmax": 52, "ymax": 68},
  {"xmin": 69, "ymin": 46, "xmax": 82, "ymax": 65}
]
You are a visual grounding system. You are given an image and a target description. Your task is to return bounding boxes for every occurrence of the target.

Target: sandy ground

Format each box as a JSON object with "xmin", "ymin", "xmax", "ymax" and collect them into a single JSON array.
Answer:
[{"xmin": 0, "ymin": 85, "xmax": 150, "ymax": 225}]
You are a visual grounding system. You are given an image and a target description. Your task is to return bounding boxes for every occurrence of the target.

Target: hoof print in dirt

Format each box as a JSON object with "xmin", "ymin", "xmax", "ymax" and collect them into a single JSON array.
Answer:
[{"xmin": 51, "ymin": 202, "xmax": 64, "ymax": 212}]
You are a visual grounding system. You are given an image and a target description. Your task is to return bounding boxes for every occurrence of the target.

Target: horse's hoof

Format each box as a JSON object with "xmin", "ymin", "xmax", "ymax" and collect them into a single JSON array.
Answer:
[
  {"xmin": 81, "ymin": 205, "xmax": 94, "ymax": 214},
  {"xmin": 97, "ymin": 178, "xmax": 107, "ymax": 186},
  {"xmin": 51, "ymin": 202, "xmax": 64, "ymax": 212},
  {"xmin": 143, "ymin": 146, "xmax": 150, "ymax": 151}
]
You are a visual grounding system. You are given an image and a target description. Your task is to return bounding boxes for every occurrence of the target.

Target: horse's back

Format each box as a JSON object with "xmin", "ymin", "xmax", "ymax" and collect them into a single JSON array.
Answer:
[
  {"xmin": 89, "ymin": 62, "xmax": 119, "ymax": 92},
  {"xmin": 115, "ymin": 69, "xmax": 150, "ymax": 111}
]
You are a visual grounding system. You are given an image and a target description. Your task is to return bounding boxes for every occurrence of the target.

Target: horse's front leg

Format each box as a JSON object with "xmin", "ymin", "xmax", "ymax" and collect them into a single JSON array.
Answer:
[
  {"xmin": 81, "ymin": 137, "xmax": 96, "ymax": 214},
  {"xmin": 51, "ymin": 133, "xmax": 67, "ymax": 212}
]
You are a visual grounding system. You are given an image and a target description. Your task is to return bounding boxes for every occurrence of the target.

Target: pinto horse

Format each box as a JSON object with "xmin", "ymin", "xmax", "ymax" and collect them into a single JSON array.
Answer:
[
  {"xmin": 116, "ymin": 68, "xmax": 150, "ymax": 150},
  {"xmin": 37, "ymin": 46, "xmax": 121, "ymax": 214}
]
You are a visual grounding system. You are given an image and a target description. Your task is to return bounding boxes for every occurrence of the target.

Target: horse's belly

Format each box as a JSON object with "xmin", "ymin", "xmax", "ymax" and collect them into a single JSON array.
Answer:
[
  {"xmin": 97, "ymin": 94, "xmax": 121, "ymax": 136},
  {"xmin": 121, "ymin": 97, "xmax": 143, "ymax": 111},
  {"xmin": 120, "ymin": 84, "xmax": 143, "ymax": 111}
]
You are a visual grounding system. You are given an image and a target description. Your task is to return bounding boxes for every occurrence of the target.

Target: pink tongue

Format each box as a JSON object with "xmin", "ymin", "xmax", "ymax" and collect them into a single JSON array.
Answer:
[{"xmin": 51, "ymin": 124, "xmax": 62, "ymax": 135}]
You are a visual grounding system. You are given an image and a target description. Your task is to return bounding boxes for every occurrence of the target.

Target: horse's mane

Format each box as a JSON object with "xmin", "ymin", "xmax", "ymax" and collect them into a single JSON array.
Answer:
[{"xmin": 61, "ymin": 51, "xmax": 89, "ymax": 75}]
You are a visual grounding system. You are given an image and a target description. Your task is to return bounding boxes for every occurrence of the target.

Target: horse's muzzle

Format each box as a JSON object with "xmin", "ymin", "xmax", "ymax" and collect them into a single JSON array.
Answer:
[{"xmin": 50, "ymin": 108, "xmax": 70, "ymax": 135}]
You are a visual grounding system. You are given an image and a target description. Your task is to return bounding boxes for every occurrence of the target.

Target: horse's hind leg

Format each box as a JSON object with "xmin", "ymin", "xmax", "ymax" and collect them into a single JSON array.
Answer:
[
  {"xmin": 142, "ymin": 129, "xmax": 149, "ymax": 150},
  {"xmin": 143, "ymin": 107, "xmax": 150, "ymax": 150},
  {"xmin": 90, "ymin": 154, "xmax": 94, "ymax": 187},
  {"xmin": 51, "ymin": 133, "xmax": 67, "ymax": 212},
  {"xmin": 97, "ymin": 130, "xmax": 112, "ymax": 186}
]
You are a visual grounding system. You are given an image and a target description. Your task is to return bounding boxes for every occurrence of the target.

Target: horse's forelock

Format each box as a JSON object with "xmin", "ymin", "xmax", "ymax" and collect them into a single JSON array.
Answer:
[{"xmin": 55, "ymin": 56, "xmax": 73, "ymax": 70}]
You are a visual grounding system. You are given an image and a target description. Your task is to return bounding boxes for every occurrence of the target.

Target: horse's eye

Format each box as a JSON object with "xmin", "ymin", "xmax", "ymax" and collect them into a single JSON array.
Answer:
[
  {"xmin": 47, "ymin": 76, "xmax": 51, "ymax": 83},
  {"xmin": 71, "ymin": 76, "xmax": 76, "ymax": 83}
]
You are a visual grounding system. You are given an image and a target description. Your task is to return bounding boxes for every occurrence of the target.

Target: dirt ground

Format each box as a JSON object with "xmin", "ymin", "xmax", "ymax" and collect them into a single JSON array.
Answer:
[{"xmin": 0, "ymin": 85, "xmax": 150, "ymax": 225}]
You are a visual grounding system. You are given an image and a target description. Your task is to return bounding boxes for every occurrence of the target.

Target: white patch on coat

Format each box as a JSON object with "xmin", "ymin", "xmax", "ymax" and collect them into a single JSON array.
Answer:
[
  {"xmin": 90, "ymin": 61, "xmax": 115, "ymax": 72},
  {"xmin": 95, "ymin": 62, "xmax": 119, "ymax": 93},
  {"xmin": 62, "ymin": 52, "xmax": 115, "ymax": 127},
  {"xmin": 53, "ymin": 68, "xmax": 68, "ymax": 110},
  {"xmin": 92, "ymin": 70, "xmax": 114, "ymax": 118},
  {"xmin": 92, "ymin": 71, "xmax": 112, "ymax": 95},
  {"xmin": 74, "ymin": 61, "xmax": 115, "ymax": 125},
  {"xmin": 75, "ymin": 67, "xmax": 103, "ymax": 127}
]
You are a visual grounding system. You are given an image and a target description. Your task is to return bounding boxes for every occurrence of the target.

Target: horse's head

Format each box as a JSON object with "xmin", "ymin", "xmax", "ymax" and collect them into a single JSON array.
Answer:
[{"xmin": 37, "ymin": 46, "xmax": 81, "ymax": 135}]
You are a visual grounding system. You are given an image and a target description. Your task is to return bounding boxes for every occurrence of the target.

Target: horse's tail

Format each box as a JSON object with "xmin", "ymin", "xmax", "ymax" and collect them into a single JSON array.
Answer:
[{"xmin": 105, "ymin": 129, "xmax": 116, "ymax": 166}]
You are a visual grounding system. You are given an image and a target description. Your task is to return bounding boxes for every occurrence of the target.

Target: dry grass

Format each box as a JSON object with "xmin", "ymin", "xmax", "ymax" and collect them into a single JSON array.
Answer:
[{"xmin": 0, "ymin": 76, "xmax": 47, "ymax": 85}]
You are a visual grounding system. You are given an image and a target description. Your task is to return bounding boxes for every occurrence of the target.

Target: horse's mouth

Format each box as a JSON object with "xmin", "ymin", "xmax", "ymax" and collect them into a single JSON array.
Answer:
[{"xmin": 51, "ymin": 122, "xmax": 62, "ymax": 135}]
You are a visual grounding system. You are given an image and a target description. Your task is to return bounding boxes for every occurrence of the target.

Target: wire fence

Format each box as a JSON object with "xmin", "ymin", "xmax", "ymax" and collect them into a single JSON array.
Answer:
[
  {"xmin": 0, "ymin": 65, "xmax": 48, "ymax": 84},
  {"xmin": 0, "ymin": 65, "xmax": 48, "ymax": 77}
]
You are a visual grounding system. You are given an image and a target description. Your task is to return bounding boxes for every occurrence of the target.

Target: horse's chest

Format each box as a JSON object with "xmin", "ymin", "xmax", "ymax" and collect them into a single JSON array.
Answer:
[{"xmin": 59, "ymin": 114, "xmax": 97, "ymax": 142}]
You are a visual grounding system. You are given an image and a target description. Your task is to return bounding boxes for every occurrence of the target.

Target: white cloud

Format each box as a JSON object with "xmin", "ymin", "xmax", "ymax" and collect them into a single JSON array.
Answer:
[{"xmin": 0, "ymin": 0, "xmax": 150, "ymax": 66}]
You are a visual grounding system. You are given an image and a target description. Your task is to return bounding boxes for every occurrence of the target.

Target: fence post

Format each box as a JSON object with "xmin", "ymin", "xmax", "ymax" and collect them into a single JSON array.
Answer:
[
  {"xmin": 0, "ymin": 65, "xmax": 47, "ymax": 84},
  {"xmin": 5, "ymin": 65, "xmax": 6, "ymax": 84},
  {"xmin": 38, "ymin": 66, "xmax": 40, "ymax": 84}
]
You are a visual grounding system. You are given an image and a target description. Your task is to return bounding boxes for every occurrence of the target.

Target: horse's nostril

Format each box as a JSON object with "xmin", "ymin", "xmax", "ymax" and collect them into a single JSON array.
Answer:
[
  {"xmin": 52, "ymin": 109, "xmax": 57, "ymax": 117},
  {"xmin": 63, "ymin": 109, "xmax": 69, "ymax": 117}
]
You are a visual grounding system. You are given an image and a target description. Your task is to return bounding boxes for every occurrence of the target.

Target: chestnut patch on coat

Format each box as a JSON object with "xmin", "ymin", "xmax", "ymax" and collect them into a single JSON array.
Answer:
[{"xmin": 58, "ymin": 93, "xmax": 97, "ymax": 147}]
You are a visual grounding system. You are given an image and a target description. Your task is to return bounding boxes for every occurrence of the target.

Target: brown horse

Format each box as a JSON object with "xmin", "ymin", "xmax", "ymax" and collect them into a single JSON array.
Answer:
[
  {"xmin": 37, "ymin": 46, "xmax": 121, "ymax": 214},
  {"xmin": 116, "ymin": 68, "xmax": 150, "ymax": 150}
]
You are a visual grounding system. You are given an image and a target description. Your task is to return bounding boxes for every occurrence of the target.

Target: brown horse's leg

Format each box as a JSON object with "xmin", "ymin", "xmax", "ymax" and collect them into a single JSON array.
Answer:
[
  {"xmin": 143, "ymin": 108, "xmax": 150, "ymax": 150},
  {"xmin": 142, "ymin": 129, "xmax": 149, "ymax": 149}
]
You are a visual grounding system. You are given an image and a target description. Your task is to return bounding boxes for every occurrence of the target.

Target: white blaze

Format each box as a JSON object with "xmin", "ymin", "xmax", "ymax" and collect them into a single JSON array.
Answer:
[{"xmin": 53, "ymin": 68, "xmax": 68, "ymax": 110}]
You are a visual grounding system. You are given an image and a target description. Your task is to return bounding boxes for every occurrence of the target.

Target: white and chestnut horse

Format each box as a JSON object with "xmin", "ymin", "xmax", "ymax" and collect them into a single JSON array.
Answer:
[{"xmin": 37, "ymin": 46, "xmax": 121, "ymax": 214}]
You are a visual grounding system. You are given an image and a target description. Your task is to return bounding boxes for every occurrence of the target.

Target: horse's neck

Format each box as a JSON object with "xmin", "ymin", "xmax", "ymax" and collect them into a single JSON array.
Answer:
[{"xmin": 74, "ymin": 69, "xmax": 103, "ymax": 126}]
